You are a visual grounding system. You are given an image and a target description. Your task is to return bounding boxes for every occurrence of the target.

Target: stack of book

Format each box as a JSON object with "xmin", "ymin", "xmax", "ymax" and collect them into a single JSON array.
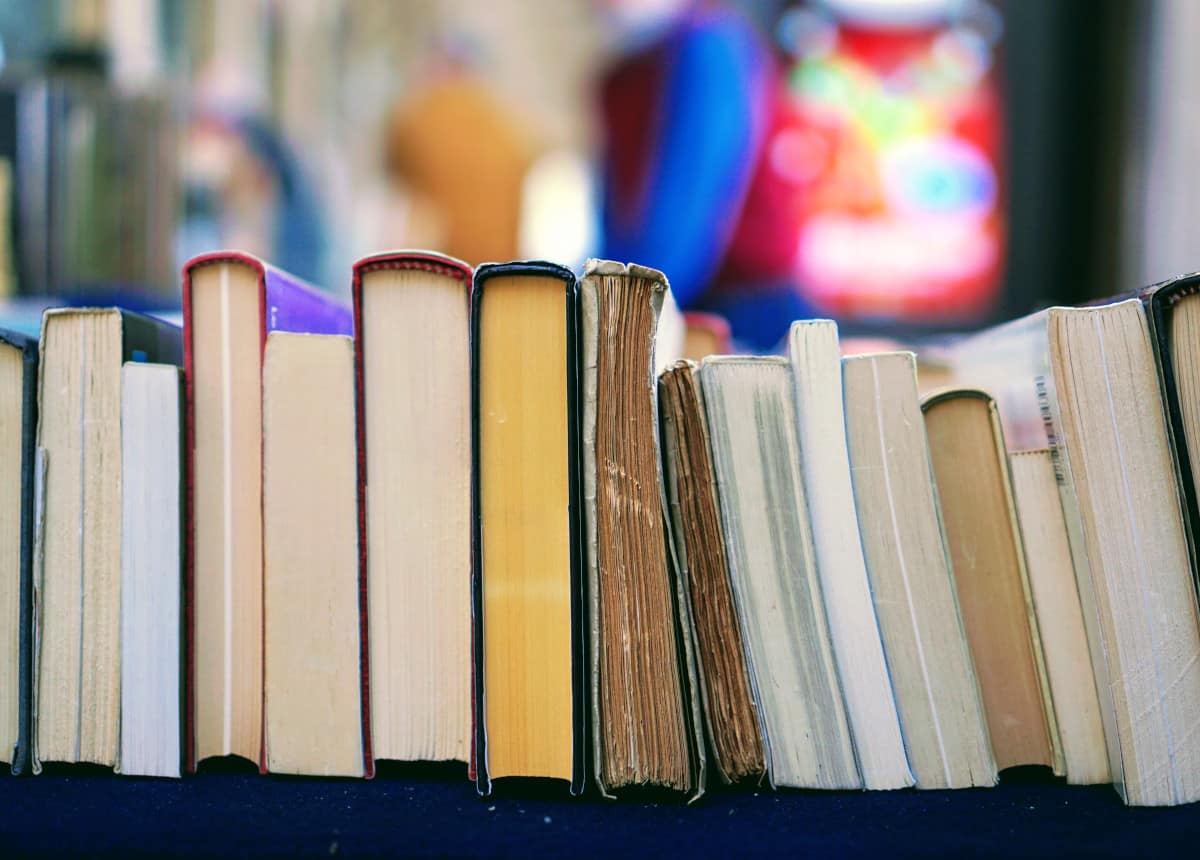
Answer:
[{"xmin": 2, "ymin": 250, "xmax": 1199, "ymax": 809}]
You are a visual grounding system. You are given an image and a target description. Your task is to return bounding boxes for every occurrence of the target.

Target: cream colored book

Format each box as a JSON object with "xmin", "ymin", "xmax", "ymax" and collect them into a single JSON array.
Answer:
[
  {"xmin": 842, "ymin": 352, "xmax": 995, "ymax": 790},
  {"xmin": 119, "ymin": 362, "xmax": 182, "ymax": 779},
  {"xmin": 788, "ymin": 321, "xmax": 911, "ymax": 790},
  {"xmin": 1008, "ymin": 449, "xmax": 1109, "ymax": 785},
  {"xmin": 700, "ymin": 356, "xmax": 859, "ymax": 790},
  {"xmin": 357, "ymin": 254, "xmax": 471, "ymax": 764},
  {"xmin": 262, "ymin": 333, "xmax": 365, "ymax": 777}
]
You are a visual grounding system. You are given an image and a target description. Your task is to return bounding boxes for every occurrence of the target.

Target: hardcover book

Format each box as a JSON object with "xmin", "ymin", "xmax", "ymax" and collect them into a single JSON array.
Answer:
[
  {"xmin": 470, "ymin": 261, "xmax": 585, "ymax": 796},
  {"xmin": 922, "ymin": 389, "xmax": 1060, "ymax": 773},
  {"xmin": 353, "ymin": 251, "xmax": 473, "ymax": 766},
  {"xmin": 182, "ymin": 252, "xmax": 353, "ymax": 773},
  {"xmin": 0, "ymin": 328, "xmax": 36, "ymax": 775},
  {"xmin": 35, "ymin": 308, "xmax": 182, "ymax": 771},
  {"xmin": 658, "ymin": 360, "xmax": 764, "ymax": 784},
  {"xmin": 579, "ymin": 260, "xmax": 705, "ymax": 799}
]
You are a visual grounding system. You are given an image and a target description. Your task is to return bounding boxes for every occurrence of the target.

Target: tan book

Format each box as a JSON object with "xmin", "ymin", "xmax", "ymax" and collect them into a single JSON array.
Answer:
[
  {"xmin": 842, "ymin": 352, "xmax": 995, "ymax": 789},
  {"xmin": 261, "ymin": 332, "xmax": 365, "ymax": 777},
  {"xmin": 922, "ymin": 389, "xmax": 1059, "ymax": 773},
  {"xmin": 1008, "ymin": 449, "xmax": 1109, "ymax": 785},
  {"xmin": 355, "ymin": 253, "xmax": 472, "ymax": 764},
  {"xmin": 580, "ymin": 261, "xmax": 701, "ymax": 798},
  {"xmin": 700, "ymin": 356, "xmax": 859, "ymax": 790},
  {"xmin": 789, "ymin": 321, "xmax": 912, "ymax": 790},
  {"xmin": 1048, "ymin": 301, "xmax": 1200, "ymax": 805},
  {"xmin": 659, "ymin": 360, "xmax": 764, "ymax": 784}
]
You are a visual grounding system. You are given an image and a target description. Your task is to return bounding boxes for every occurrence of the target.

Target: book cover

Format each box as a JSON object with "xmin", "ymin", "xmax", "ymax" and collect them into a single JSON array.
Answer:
[
  {"xmin": 181, "ymin": 252, "xmax": 355, "ymax": 775},
  {"xmin": 0, "ymin": 328, "xmax": 36, "ymax": 775},
  {"xmin": 470, "ymin": 260, "xmax": 586, "ymax": 797}
]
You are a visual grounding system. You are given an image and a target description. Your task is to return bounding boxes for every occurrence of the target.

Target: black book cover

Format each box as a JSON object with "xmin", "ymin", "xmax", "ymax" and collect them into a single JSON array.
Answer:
[
  {"xmin": 1144, "ymin": 274, "xmax": 1200, "ymax": 578},
  {"xmin": 1, "ymin": 327, "xmax": 37, "ymax": 775},
  {"xmin": 470, "ymin": 261, "xmax": 586, "ymax": 797}
]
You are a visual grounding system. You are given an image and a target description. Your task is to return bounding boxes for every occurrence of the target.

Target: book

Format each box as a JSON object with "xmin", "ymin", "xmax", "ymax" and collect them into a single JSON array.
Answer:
[
  {"xmin": 579, "ymin": 260, "xmax": 704, "ymax": 798},
  {"xmin": 921, "ymin": 389, "xmax": 1059, "ymax": 773},
  {"xmin": 471, "ymin": 261, "xmax": 585, "ymax": 796},
  {"xmin": 658, "ymin": 360, "xmax": 765, "ymax": 784},
  {"xmin": 787, "ymin": 321, "xmax": 911, "ymax": 790},
  {"xmin": 1046, "ymin": 301, "xmax": 1200, "ymax": 805},
  {"xmin": 119, "ymin": 362, "xmax": 182, "ymax": 778},
  {"xmin": 841, "ymin": 352, "xmax": 995, "ymax": 789},
  {"xmin": 353, "ymin": 251, "xmax": 473, "ymax": 765},
  {"xmin": 34, "ymin": 308, "xmax": 182, "ymax": 770},
  {"xmin": 261, "ymin": 332, "xmax": 367, "ymax": 777},
  {"xmin": 182, "ymin": 252, "xmax": 352, "ymax": 772},
  {"xmin": 699, "ymin": 355, "xmax": 859, "ymax": 790},
  {"xmin": 1008, "ymin": 449, "xmax": 1109, "ymax": 785},
  {"xmin": 0, "ymin": 327, "xmax": 36, "ymax": 774}
]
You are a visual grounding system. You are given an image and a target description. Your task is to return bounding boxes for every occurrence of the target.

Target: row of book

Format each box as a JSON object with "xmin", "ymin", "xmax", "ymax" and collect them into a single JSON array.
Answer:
[{"xmin": 1, "ymin": 251, "xmax": 1199, "ymax": 809}]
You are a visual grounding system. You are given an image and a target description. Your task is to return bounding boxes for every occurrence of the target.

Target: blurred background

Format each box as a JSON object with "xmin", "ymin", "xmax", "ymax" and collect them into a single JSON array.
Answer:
[{"xmin": 0, "ymin": 0, "xmax": 1192, "ymax": 349}]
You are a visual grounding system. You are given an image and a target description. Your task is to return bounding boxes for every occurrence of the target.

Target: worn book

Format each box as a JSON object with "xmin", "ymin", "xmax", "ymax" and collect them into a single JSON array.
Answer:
[
  {"xmin": 182, "ymin": 252, "xmax": 352, "ymax": 773},
  {"xmin": 1007, "ymin": 449, "xmax": 1109, "ymax": 785},
  {"xmin": 659, "ymin": 360, "xmax": 764, "ymax": 784},
  {"xmin": 0, "ymin": 328, "xmax": 36, "ymax": 775},
  {"xmin": 35, "ymin": 308, "xmax": 182, "ymax": 771},
  {"xmin": 922, "ymin": 389, "xmax": 1060, "ymax": 773},
  {"xmin": 119, "ymin": 362, "xmax": 182, "ymax": 778},
  {"xmin": 699, "ymin": 355, "xmax": 859, "ymax": 790},
  {"xmin": 262, "ymin": 332, "xmax": 368, "ymax": 777},
  {"xmin": 471, "ymin": 261, "xmax": 585, "ymax": 796},
  {"xmin": 580, "ymin": 260, "xmax": 704, "ymax": 799},
  {"xmin": 842, "ymin": 352, "xmax": 996, "ymax": 790},
  {"xmin": 353, "ymin": 251, "xmax": 473, "ymax": 766},
  {"xmin": 788, "ymin": 321, "xmax": 911, "ymax": 790}
]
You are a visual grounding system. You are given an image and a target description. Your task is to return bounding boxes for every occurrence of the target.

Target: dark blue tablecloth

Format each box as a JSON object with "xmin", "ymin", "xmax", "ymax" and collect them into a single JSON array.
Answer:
[{"xmin": 3, "ymin": 764, "xmax": 1197, "ymax": 858}]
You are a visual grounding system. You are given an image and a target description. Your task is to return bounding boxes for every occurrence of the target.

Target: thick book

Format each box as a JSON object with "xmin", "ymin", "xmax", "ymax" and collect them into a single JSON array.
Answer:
[
  {"xmin": 34, "ymin": 308, "xmax": 182, "ymax": 771},
  {"xmin": 659, "ymin": 360, "xmax": 765, "ymax": 784},
  {"xmin": 921, "ymin": 389, "xmax": 1060, "ymax": 774},
  {"xmin": 699, "ymin": 355, "xmax": 859, "ymax": 790},
  {"xmin": 119, "ymin": 362, "xmax": 183, "ymax": 778},
  {"xmin": 353, "ymin": 251, "xmax": 473, "ymax": 766},
  {"xmin": 182, "ymin": 252, "xmax": 353, "ymax": 773},
  {"xmin": 470, "ymin": 261, "xmax": 586, "ymax": 796},
  {"xmin": 787, "ymin": 321, "xmax": 912, "ymax": 790},
  {"xmin": 262, "ymin": 332, "xmax": 368, "ymax": 777},
  {"xmin": 0, "ymin": 328, "xmax": 36, "ymax": 775},
  {"xmin": 579, "ymin": 260, "xmax": 705, "ymax": 799},
  {"xmin": 842, "ymin": 352, "xmax": 996, "ymax": 790},
  {"xmin": 1047, "ymin": 301, "xmax": 1200, "ymax": 805}
]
